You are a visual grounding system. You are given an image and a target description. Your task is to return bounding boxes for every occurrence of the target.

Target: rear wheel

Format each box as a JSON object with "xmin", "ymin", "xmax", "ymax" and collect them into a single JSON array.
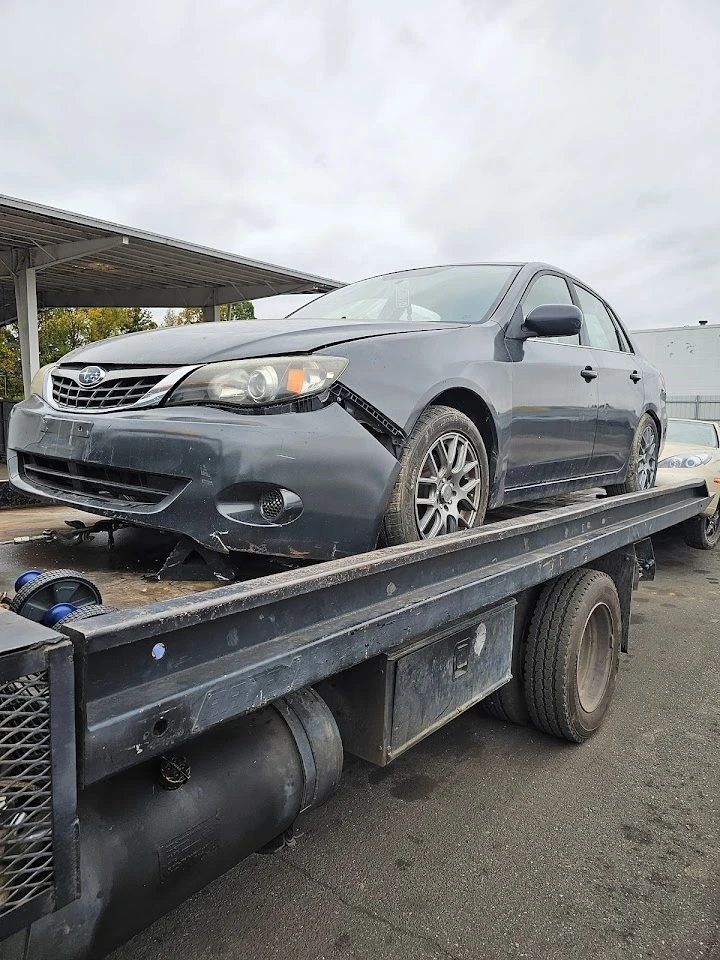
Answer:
[
  {"xmin": 684, "ymin": 505, "xmax": 720, "ymax": 550},
  {"xmin": 524, "ymin": 570, "xmax": 621, "ymax": 742},
  {"xmin": 382, "ymin": 406, "xmax": 489, "ymax": 546},
  {"xmin": 606, "ymin": 413, "xmax": 658, "ymax": 495},
  {"xmin": 481, "ymin": 587, "xmax": 540, "ymax": 725}
]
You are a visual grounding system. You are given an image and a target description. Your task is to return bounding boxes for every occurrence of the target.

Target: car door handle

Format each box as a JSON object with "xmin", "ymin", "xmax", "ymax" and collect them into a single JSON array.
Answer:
[
  {"xmin": 630, "ymin": 370, "xmax": 642, "ymax": 383},
  {"xmin": 581, "ymin": 366, "xmax": 598, "ymax": 381}
]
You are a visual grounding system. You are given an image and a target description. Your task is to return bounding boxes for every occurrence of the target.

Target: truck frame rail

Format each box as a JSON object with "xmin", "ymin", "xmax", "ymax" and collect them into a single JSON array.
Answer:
[{"xmin": 63, "ymin": 481, "xmax": 709, "ymax": 785}]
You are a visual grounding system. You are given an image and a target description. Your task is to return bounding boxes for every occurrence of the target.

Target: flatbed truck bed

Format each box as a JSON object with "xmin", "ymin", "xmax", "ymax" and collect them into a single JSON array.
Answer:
[{"xmin": 0, "ymin": 480, "xmax": 710, "ymax": 959}]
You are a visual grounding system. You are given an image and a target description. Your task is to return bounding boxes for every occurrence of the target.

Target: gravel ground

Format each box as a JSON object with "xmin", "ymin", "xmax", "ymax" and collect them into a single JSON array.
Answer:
[{"xmin": 109, "ymin": 526, "xmax": 720, "ymax": 960}]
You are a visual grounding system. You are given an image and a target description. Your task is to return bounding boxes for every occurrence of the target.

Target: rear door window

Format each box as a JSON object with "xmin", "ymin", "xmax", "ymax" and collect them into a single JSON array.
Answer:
[{"xmin": 575, "ymin": 287, "xmax": 624, "ymax": 351}]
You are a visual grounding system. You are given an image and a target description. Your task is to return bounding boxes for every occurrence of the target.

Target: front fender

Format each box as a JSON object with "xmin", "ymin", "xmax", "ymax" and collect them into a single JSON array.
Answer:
[{"xmin": 338, "ymin": 324, "xmax": 512, "ymax": 504}]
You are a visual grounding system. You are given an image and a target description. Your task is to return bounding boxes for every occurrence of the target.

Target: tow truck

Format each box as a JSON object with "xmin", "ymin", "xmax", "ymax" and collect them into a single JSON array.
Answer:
[{"xmin": 0, "ymin": 479, "xmax": 710, "ymax": 960}]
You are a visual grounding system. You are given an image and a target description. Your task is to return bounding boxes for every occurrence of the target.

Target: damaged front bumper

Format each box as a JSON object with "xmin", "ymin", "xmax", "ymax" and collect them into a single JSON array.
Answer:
[{"xmin": 7, "ymin": 398, "xmax": 400, "ymax": 560}]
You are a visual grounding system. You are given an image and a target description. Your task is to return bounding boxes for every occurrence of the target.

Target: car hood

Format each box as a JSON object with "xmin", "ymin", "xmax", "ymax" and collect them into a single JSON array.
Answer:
[{"xmin": 61, "ymin": 317, "xmax": 466, "ymax": 366}]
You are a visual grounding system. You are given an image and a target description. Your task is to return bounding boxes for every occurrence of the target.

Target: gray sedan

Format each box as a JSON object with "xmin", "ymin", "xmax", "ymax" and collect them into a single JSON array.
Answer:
[{"xmin": 8, "ymin": 262, "xmax": 665, "ymax": 560}]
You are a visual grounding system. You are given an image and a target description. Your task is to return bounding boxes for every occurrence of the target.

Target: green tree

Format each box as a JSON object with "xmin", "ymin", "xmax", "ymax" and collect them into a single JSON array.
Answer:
[
  {"xmin": 227, "ymin": 300, "xmax": 255, "ymax": 321},
  {"xmin": 163, "ymin": 301, "xmax": 255, "ymax": 326},
  {"xmin": 0, "ymin": 307, "xmax": 156, "ymax": 399},
  {"xmin": 0, "ymin": 328, "xmax": 23, "ymax": 400}
]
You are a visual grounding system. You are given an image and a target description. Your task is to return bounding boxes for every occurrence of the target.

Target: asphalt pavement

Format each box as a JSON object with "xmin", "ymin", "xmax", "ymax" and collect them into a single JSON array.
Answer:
[{"xmin": 111, "ymin": 527, "xmax": 719, "ymax": 960}]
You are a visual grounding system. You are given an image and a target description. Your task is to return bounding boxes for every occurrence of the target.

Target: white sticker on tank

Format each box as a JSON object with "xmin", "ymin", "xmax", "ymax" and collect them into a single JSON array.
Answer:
[{"xmin": 474, "ymin": 623, "xmax": 487, "ymax": 655}]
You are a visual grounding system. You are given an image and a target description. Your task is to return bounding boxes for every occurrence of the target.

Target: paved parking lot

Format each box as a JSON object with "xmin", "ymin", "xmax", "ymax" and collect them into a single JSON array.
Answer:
[{"xmin": 107, "ymin": 528, "xmax": 719, "ymax": 960}]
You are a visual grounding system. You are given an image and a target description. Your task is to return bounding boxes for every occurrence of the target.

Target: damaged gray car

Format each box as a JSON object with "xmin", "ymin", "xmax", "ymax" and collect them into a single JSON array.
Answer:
[{"xmin": 7, "ymin": 262, "xmax": 665, "ymax": 560}]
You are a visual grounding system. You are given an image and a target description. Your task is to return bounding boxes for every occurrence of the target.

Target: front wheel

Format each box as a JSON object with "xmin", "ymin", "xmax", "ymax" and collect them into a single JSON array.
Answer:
[
  {"xmin": 382, "ymin": 405, "xmax": 489, "ymax": 546},
  {"xmin": 606, "ymin": 412, "xmax": 659, "ymax": 496},
  {"xmin": 684, "ymin": 505, "xmax": 720, "ymax": 550}
]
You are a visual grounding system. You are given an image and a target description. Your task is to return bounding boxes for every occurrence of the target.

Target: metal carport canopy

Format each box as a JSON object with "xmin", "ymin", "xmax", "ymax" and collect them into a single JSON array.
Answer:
[{"xmin": 0, "ymin": 194, "xmax": 343, "ymax": 396}]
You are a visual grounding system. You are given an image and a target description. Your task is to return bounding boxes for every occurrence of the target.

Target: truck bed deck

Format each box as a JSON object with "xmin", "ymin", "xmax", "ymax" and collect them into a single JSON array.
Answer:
[
  {"xmin": 0, "ymin": 503, "xmax": 304, "ymax": 607},
  {"xmin": 0, "ymin": 490, "xmax": 609, "ymax": 611}
]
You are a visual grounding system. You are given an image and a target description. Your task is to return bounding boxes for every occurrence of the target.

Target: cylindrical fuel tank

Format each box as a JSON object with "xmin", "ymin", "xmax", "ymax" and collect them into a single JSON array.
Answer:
[{"xmin": 4, "ymin": 689, "xmax": 342, "ymax": 960}]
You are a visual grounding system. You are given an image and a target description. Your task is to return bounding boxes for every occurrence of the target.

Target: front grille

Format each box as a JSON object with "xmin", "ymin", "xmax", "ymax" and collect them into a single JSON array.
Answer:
[
  {"xmin": 0, "ymin": 673, "xmax": 53, "ymax": 912},
  {"xmin": 21, "ymin": 453, "xmax": 183, "ymax": 506},
  {"xmin": 51, "ymin": 371, "xmax": 165, "ymax": 411}
]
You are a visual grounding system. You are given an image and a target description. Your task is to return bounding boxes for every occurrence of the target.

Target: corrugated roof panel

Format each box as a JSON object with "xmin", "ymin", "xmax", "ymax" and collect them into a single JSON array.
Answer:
[{"xmin": 0, "ymin": 194, "xmax": 342, "ymax": 321}]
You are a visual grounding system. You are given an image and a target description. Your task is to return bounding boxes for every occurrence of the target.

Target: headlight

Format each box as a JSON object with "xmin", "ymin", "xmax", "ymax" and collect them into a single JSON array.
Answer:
[
  {"xmin": 658, "ymin": 452, "xmax": 713, "ymax": 468},
  {"xmin": 166, "ymin": 356, "xmax": 348, "ymax": 408},
  {"xmin": 29, "ymin": 364, "xmax": 56, "ymax": 398}
]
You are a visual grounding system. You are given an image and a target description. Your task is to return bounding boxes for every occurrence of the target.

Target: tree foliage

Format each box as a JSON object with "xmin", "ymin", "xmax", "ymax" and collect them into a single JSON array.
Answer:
[
  {"xmin": 0, "ymin": 307, "xmax": 155, "ymax": 399},
  {"xmin": 163, "ymin": 301, "xmax": 255, "ymax": 326}
]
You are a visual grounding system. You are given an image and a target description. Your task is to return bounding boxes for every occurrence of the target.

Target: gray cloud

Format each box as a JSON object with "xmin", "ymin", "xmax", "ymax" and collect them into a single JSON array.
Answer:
[{"xmin": 1, "ymin": 0, "xmax": 719, "ymax": 328}]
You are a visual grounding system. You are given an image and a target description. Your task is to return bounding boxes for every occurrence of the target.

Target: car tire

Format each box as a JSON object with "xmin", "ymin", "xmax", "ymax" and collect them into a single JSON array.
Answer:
[
  {"xmin": 523, "ymin": 570, "xmax": 621, "ymax": 743},
  {"xmin": 382, "ymin": 405, "xmax": 489, "ymax": 546},
  {"xmin": 683, "ymin": 505, "xmax": 720, "ymax": 550},
  {"xmin": 606, "ymin": 412, "xmax": 659, "ymax": 496}
]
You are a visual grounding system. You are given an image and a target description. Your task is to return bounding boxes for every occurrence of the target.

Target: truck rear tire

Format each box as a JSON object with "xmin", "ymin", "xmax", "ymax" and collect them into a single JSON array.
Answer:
[
  {"xmin": 523, "ymin": 570, "xmax": 621, "ymax": 742},
  {"xmin": 482, "ymin": 587, "xmax": 540, "ymax": 725}
]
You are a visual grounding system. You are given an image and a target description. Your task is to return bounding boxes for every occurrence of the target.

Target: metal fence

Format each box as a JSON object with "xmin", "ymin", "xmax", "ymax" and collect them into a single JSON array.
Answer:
[{"xmin": 666, "ymin": 396, "xmax": 720, "ymax": 421}]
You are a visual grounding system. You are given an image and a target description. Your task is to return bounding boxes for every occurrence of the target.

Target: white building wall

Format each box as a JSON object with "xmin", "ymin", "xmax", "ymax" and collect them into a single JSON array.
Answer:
[{"xmin": 631, "ymin": 326, "xmax": 720, "ymax": 395}]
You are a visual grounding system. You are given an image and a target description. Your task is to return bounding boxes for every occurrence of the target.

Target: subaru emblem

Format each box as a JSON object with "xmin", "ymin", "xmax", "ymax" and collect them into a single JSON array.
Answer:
[{"xmin": 78, "ymin": 365, "xmax": 106, "ymax": 388}]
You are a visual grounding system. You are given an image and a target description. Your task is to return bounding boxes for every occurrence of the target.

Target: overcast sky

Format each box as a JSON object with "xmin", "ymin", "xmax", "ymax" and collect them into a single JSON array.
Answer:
[{"xmin": 2, "ymin": 0, "xmax": 719, "ymax": 328}]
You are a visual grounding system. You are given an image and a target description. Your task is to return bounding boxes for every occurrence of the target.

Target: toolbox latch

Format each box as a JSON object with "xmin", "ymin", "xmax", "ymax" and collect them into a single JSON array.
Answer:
[{"xmin": 452, "ymin": 638, "xmax": 471, "ymax": 679}]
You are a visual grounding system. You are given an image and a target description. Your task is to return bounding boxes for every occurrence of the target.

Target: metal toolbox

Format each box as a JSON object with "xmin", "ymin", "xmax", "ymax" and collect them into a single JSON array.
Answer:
[{"xmin": 317, "ymin": 600, "xmax": 516, "ymax": 765}]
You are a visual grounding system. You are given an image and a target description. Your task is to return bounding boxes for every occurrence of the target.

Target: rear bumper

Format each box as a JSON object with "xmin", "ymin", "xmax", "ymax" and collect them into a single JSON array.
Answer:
[{"xmin": 7, "ymin": 398, "xmax": 400, "ymax": 560}]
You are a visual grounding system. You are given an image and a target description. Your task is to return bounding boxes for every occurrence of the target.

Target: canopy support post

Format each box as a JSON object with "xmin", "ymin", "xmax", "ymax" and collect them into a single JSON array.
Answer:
[
  {"xmin": 202, "ymin": 305, "xmax": 221, "ymax": 323},
  {"xmin": 14, "ymin": 267, "xmax": 40, "ymax": 398}
]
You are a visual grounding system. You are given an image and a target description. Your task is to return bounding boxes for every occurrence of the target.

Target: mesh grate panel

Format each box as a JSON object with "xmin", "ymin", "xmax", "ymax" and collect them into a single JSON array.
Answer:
[
  {"xmin": 51, "ymin": 372, "xmax": 164, "ymax": 410},
  {"xmin": 260, "ymin": 490, "xmax": 284, "ymax": 520},
  {"xmin": 0, "ymin": 673, "xmax": 54, "ymax": 913}
]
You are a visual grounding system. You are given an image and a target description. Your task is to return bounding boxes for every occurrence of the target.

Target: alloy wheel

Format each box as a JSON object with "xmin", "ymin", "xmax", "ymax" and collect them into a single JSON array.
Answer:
[
  {"xmin": 637, "ymin": 424, "xmax": 658, "ymax": 489},
  {"xmin": 414, "ymin": 432, "xmax": 482, "ymax": 538},
  {"xmin": 705, "ymin": 506, "xmax": 720, "ymax": 546}
]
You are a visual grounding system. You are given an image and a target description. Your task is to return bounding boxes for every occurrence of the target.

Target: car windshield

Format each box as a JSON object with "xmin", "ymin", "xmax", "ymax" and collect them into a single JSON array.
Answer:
[
  {"xmin": 288, "ymin": 264, "xmax": 519, "ymax": 324},
  {"xmin": 665, "ymin": 420, "xmax": 719, "ymax": 448}
]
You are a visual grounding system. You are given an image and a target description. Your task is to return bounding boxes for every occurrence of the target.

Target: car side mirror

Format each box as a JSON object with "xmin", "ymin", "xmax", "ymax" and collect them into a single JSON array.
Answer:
[{"xmin": 522, "ymin": 304, "xmax": 582, "ymax": 339}]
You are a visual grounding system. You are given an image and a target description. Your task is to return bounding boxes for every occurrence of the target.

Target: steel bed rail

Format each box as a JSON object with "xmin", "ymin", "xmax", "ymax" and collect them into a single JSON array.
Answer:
[{"xmin": 54, "ymin": 480, "xmax": 709, "ymax": 786}]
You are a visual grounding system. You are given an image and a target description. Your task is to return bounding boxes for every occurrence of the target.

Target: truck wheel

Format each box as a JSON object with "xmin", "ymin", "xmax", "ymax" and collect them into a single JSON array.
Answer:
[
  {"xmin": 524, "ymin": 570, "xmax": 621, "ymax": 742},
  {"xmin": 382, "ymin": 405, "xmax": 489, "ymax": 546},
  {"xmin": 683, "ymin": 505, "xmax": 720, "ymax": 550},
  {"xmin": 606, "ymin": 413, "xmax": 658, "ymax": 495},
  {"xmin": 482, "ymin": 587, "xmax": 540, "ymax": 725}
]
